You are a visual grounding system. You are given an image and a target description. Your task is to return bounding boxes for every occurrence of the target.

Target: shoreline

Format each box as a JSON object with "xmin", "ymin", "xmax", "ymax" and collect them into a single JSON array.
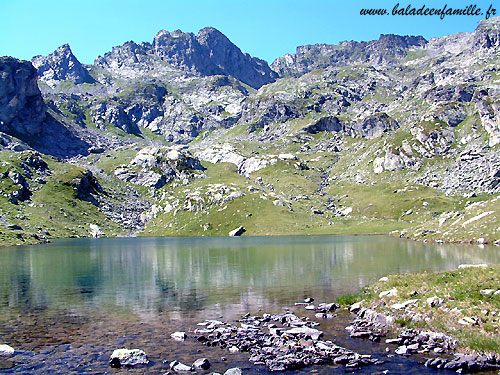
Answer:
[
  {"xmin": 2, "ymin": 231, "xmax": 500, "ymax": 248},
  {"xmin": 338, "ymin": 264, "xmax": 500, "ymax": 362}
]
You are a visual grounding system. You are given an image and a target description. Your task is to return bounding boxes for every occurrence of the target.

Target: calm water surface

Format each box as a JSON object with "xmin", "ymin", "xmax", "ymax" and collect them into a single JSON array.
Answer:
[{"xmin": 0, "ymin": 235, "xmax": 498, "ymax": 374}]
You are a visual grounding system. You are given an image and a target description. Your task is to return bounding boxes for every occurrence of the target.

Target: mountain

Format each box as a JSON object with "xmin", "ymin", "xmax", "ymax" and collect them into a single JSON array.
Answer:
[
  {"xmin": 0, "ymin": 20, "xmax": 499, "ymax": 246},
  {"xmin": 94, "ymin": 27, "xmax": 278, "ymax": 89},
  {"xmin": 32, "ymin": 44, "xmax": 95, "ymax": 87},
  {"xmin": 271, "ymin": 34, "xmax": 428, "ymax": 77}
]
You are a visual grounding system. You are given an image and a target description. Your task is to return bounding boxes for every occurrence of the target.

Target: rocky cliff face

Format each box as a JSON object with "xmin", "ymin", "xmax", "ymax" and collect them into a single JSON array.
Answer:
[
  {"xmin": 32, "ymin": 44, "xmax": 95, "ymax": 87},
  {"xmin": 0, "ymin": 57, "xmax": 46, "ymax": 137}
]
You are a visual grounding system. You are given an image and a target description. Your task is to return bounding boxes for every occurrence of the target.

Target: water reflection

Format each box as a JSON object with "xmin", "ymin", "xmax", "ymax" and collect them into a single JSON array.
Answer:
[{"xmin": 0, "ymin": 236, "xmax": 498, "ymax": 317}]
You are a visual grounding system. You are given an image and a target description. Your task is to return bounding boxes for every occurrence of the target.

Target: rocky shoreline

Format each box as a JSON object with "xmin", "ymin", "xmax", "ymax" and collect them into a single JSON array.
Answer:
[{"xmin": 100, "ymin": 296, "xmax": 500, "ymax": 374}]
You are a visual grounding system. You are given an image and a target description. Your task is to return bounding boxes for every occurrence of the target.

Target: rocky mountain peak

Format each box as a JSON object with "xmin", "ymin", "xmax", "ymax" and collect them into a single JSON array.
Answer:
[
  {"xmin": 96, "ymin": 27, "xmax": 277, "ymax": 88},
  {"xmin": 32, "ymin": 43, "xmax": 95, "ymax": 87}
]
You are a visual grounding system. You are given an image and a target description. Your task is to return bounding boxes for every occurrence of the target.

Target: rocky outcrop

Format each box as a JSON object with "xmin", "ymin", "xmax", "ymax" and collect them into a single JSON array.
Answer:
[
  {"xmin": 32, "ymin": 44, "xmax": 95, "ymax": 87},
  {"xmin": 476, "ymin": 99, "xmax": 500, "ymax": 146},
  {"xmin": 351, "ymin": 113, "xmax": 399, "ymax": 138},
  {"xmin": 0, "ymin": 57, "xmax": 46, "ymax": 137},
  {"xmin": 96, "ymin": 27, "xmax": 277, "ymax": 89},
  {"xmin": 114, "ymin": 146, "xmax": 205, "ymax": 188}
]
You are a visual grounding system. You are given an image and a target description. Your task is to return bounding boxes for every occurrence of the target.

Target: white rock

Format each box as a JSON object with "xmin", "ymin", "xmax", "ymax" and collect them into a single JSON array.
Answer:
[
  {"xmin": 427, "ymin": 296, "xmax": 444, "ymax": 307},
  {"xmin": 285, "ymin": 327, "xmax": 323, "ymax": 340},
  {"xmin": 170, "ymin": 360, "xmax": 193, "ymax": 372},
  {"xmin": 224, "ymin": 368, "xmax": 242, "ymax": 375},
  {"xmin": 109, "ymin": 348, "xmax": 149, "ymax": 367},
  {"xmin": 395, "ymin": 345, "xmax": 409, "ymax": 355},
  {"xmin": 170, "ymin": 331, "xmax": 187, "ymax": 341},
  {"xmin": 192, "ymin": 358, "xmax": 211, "ymax": 370},
  {"xmin": 229, "ymin": 226, "xmax": 246, "ymax": 237},
  {"xmin": 0, "ymin": 344, "xmax": 15, "ymax": 356},
  {"xmin": 350, "ymin": 301, "xmax": 363, "ymax": 313},
  {"xmin": 273, "ymin": 199, "xmax": 285, "ymax": 207},
  {"xmin": 458, "ymin": 264, "xmax": 488, "ymax": 269},
  {"xmin": 458, "ymin": 317, "xmax": 478, "ymax": 326},
  {"xmin": 480, "ymin": 289, "xmax": 495, "ymax": 296},
  {"xmin": 391, "ymin": 299, "xmax": 419, "ymax": 310},
  {"xmin": 379, "ymin": 276, "xmax": 389, "ymax": 282},
  {"xmin": 278, "ymin": 153, "xmax": 297, "ymax": 160},
  {"xmin": 89, "ymin": 224, "xmax": 103, "ymax": 238},
  {"xmin": 379, "ymin": 288, "xmax": 398, "ymax": 298}
]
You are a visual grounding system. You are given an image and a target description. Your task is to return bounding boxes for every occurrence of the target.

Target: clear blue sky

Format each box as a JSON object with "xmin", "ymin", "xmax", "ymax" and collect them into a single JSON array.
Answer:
[{"xmin": 0, "ymin": 0, "xmax": 497, "ymax": 65}]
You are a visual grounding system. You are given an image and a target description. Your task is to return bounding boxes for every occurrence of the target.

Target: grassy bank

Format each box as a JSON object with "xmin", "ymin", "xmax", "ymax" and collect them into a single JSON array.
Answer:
[{"xmin": 342, "ymin": 264, "xmax": 500, "ymax": 354}]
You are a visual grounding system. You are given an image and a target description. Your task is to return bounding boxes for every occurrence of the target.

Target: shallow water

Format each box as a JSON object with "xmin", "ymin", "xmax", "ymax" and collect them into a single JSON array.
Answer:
[{"xmin": 0, "ymin": 235, "xmax": 498, "ymax": 374}]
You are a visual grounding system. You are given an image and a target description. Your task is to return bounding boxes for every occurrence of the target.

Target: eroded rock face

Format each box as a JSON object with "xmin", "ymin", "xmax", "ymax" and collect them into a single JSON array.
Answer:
[
  {"xmin": 32, "ymin": 44, "xmax": 95, "ymax": 87},
  {"xmin": 0, "ymin": 57, "xmax": 46, "ymax": 137}
]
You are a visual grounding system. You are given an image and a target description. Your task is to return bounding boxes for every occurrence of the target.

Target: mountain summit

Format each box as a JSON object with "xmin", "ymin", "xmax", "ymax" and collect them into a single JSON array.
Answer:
[{"xmin": 94, "ymin": 27, "xmax": 278, "ymax": 89}]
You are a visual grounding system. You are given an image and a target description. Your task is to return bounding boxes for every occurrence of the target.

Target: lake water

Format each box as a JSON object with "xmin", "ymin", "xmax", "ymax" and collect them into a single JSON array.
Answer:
[{"xmin": 0, "ymin": 235, "xmax": 498, "ymax": 374}]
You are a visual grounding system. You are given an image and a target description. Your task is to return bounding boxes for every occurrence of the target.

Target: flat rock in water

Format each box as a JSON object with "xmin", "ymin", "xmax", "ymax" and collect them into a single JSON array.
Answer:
[
  {"xmin": 109, "ymin": 348, "xmax": 148, "ymax": 368},
  {"xmin": 229, "ymin": 226, "xmax": 246, "ymax": 236},
  {"xmin": 285, "ymin": 327, "xmax": 323, "ymax": 340},
  {"xmin": 170, "ymin": 331, "xmax": 187, "ymax": 341}
]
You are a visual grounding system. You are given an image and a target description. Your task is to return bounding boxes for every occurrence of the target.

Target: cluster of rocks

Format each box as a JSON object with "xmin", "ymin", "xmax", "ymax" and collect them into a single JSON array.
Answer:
[
  {"xmin": 425, "ymin": 353, "xmax": 500, "ymax": 373},
  {"xmin": 346, "ymin": 302, "xmax": 500, "ymax": 374},
  {"xmin": 187, "ymin": 308, "xmax": 380, "ymax": 372}
]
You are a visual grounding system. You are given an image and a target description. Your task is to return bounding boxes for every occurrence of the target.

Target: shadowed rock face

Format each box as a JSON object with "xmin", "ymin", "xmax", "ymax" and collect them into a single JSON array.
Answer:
[
  {"xmin": 96, "ymin": 27, "xmax": 278, "ymax": 89},
  {"xmin": 0, "ymin": 57, "xmax": 46, "ymax": 137},
  {"xmin": 32, "ymin": 44, "xmax": 95, "ymax": 87}
]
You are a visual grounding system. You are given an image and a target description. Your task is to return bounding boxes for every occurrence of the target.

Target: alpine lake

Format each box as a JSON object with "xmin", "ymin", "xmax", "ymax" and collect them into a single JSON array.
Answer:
[{"xmin": 0, "ymin": 235, "xmax": 499, "ymax": 374}]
